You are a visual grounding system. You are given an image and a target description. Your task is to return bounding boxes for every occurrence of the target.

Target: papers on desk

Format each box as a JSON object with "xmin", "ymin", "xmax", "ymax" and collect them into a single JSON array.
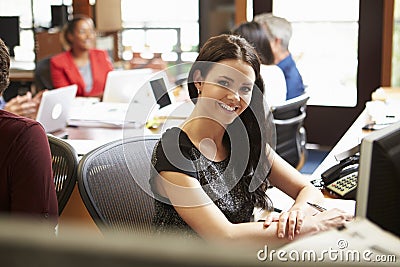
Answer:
[
  {"xmin": 146, "ymin": 101, "xmax": 194, "ymax": 131},
  {"xmin": 365, "ymin": 100, "xmax": 400, "ymax": 126},
  {"xmin": 68, "ymin": 98, "xmax": 194, "ymax": 130},
  {"xmin": 10, "ymin": 59, "xmax": 35, "ymax": 71},
  {"xmin": 68, "ymin": 101, "xmax": 146, "ymax": 128},
  {"xmin": 267, "ymin": 187, "xmax": 356, "ymax": 215}
]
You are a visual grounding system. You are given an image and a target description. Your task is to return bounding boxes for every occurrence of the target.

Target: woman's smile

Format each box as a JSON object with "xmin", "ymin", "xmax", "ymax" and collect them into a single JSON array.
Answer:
[{"xmin": 218, "ymin": 101, "xmax": 239, "ymax": 113}]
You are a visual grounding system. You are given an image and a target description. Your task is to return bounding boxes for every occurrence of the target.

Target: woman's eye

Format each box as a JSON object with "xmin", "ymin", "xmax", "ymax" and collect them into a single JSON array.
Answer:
[
  {"xmin": 217, "ymin": 80, "xmax": 229, "ymax": 87},
  {"xmin": 78, "ymin": 30, "xmax": 95, "ymax": 35},
  {"xmin": 240, "ymin": 86, "xmax": 252, "ymax": 94}
]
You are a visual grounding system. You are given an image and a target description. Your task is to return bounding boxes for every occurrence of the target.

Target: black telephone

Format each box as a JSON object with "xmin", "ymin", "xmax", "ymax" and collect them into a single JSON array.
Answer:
[{"xmin": 321, "ymin": 154, "xmax": 359, "ymax": 199}]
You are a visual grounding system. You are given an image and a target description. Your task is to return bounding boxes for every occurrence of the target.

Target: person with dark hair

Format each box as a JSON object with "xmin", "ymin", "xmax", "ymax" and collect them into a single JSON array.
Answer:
[
  {"xmin": 254, "ymin": 13, "xmax": 305, "ymax": 100},
  {"xmin": 232, "ymin": 21, "xmax": 286, "ymax": 106},
  {"xmin": 150, "ymin": 34, "xmax": 351, "ymax": 247},
  {"xmin": 0, "ymin": 38, "xmax": 58, "ymax": 230},
  {"xmin": 50, "ymin": 15, "xmax": 113, "ymax": 98}
]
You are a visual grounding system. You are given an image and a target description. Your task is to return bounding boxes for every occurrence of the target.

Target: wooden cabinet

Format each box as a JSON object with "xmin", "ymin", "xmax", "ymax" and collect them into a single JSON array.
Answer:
[
  {"xmin": 95, "ymin": 0, "xmax": 122, "ymax": 32},
  {"xmin": 34, "ymin": 30, "xmax": 64, "ymax": 61}
]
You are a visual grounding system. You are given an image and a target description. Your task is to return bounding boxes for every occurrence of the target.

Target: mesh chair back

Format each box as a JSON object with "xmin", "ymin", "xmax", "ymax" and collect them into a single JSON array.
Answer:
[
  {"xmin": 77, "ymin": 135, "xmax": 160, "ymax": 235},
  {"xmin": 271, "ymin": 95, "xmax": 310, "ymax": 168},
  {"xmin": 47, "ymin": 135, "xmax": 78, "ymax": 215}
]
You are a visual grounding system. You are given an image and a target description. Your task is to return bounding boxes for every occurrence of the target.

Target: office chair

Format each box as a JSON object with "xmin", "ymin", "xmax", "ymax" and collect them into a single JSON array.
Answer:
[
  {"xmin": 47, "ymin": 134, "xmax": 78, "ymax": 215},
  {"xmin": 34, "ymin": 56, "xmax": 53, "ymax": 91},
  {"xmin": 77, "ymin": 135, "xmax": 160, "ymax": 235},
  {"xmin": 270, "ymin": 94, "xmax": 310, "ymax": 170}
]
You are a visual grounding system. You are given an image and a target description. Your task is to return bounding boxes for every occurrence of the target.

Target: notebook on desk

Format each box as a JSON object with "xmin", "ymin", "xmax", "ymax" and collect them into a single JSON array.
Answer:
[
  {"xmin": 36, "ymin": 84, "xmax": 77, "ymax": 133},
  {"xmin": 68, "ymin": 102, "xmax": 143, "ymax": 128}
]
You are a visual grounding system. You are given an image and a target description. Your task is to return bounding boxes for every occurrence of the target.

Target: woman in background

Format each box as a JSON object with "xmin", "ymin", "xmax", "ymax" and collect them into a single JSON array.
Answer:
[
  {"xmin": 232, "ymin": 21, "xmax": 286, "ymax": 107},
  {"xmin": 50, "ymin": 15, "xmax": 113, "ymax": 98}
]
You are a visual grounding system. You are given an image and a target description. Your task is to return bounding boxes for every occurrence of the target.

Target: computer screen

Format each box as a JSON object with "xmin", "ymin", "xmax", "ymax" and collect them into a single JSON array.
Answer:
[
  {"xmin": 150, "ymin": 77, "xmax": 172, "ymax": 108},
  {"xmin": 0, "ymin": 16, "xmax": 20, "ymax": 57},
  {"xmin": 356, "ymin": 121, "xmax": 400, "ymax": 237},
  {"xmin": 51, "ymin": 5, "xmax": 69, "ymax": 28}
]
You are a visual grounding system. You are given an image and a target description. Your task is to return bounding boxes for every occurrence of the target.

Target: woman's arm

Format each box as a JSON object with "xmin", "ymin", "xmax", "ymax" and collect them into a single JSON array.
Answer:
[
  {"xmin": 268, "ymin": 154, "xmax": 324, "ymax": 214},
  {"xmin": 155, "ymin": 170, "xmax": 350, "ymax": 248},
  {"xmin": 50, "ymin": 55, "xmax": 71, "ymax": 89},
  {"xmin": 266, "ymin": 153, "xmax": 354, "ymax": 240}
]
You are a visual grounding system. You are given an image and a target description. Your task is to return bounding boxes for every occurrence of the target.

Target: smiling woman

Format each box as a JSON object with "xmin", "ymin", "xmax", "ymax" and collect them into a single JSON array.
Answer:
[
  {"xmin": 50, "ymin": 15, "xmax": 113, "ymax": 98},
  {"xmin": 148, "ymin": 34, "xmax": 353, "ymax": 248},
  {"xmin": 191, "ymin": 60, "xmax": 255, "ymax": 125}
]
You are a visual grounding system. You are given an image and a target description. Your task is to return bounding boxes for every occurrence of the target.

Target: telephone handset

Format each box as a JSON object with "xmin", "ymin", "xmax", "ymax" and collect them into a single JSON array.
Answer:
[{"xmin": 321, "ymin": 154, "xmax": 359, "ymax": 199}]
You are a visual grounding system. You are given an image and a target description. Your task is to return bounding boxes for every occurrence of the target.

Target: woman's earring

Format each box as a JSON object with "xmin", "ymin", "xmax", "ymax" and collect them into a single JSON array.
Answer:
[{"xmin": 195, "ymin": 82, "xmax": 202, "ymax": 95}]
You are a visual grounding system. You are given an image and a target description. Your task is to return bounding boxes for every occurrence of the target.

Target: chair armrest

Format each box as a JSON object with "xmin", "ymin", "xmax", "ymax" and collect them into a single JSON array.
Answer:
[{"xmin": 273, "ymin": 112, "xmax": 306, "ymax": 125}]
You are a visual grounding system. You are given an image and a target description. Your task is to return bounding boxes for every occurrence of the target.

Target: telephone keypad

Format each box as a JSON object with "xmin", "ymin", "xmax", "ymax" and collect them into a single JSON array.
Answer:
[{"xmin": 326, "ymin": 172, "xmax": 358, "ymax": 197}]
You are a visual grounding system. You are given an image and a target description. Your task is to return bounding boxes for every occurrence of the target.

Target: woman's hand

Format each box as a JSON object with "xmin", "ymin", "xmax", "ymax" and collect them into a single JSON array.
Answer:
[
  {"xmin": 308, "ymin": 208, "xmax": 354, "ymax": 232},
  {"xmin": 263, "ymin": 208, "xmax": 353, "ymax": 240},
  {"xmin": 263, "ymin": 209, "xmax": 305, "ymax": 240}
]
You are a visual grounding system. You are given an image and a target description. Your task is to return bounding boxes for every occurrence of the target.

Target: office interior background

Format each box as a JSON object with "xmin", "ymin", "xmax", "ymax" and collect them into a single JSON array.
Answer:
[{"xmin": 0, "ymin": 0, "xmax": 399, "ymax": 147}]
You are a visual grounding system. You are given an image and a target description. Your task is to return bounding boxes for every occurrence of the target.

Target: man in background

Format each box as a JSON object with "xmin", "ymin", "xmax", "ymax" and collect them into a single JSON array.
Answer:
[
  {"xmin": 254, "ymin": 13, "xmax": 305, "ymax": 100},
  {"xmin": 0, "ymin": 38, "xmax": 58, "ymax": 230}
]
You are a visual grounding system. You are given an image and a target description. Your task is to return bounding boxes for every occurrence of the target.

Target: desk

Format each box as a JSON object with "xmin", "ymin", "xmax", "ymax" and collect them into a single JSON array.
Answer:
[
  {"xmin": 265, "ymin": 109, "xmax": 372, "ymax": 214},
  {"xmin": 64, "ymin": 126, "xmax": 123, "ymax": 141},
  {"xmin": 9, "ymin": 69, "xmax": 34, "ymax": 82},
  {"xmin": 311, "ymin": 87, "xmax": 400, "ymax": 196},
  {"xmin": 281, "ymin": 95, "xmax": 400, "ymax": 254},
  {"xmin": 9, "ymin": 59, "xmax": 35, "ymax": 82},
  {"xmin": 64, "ymin": 125, "xmax": 156, "ymax": 141},
  {"xmin": 310, "ymin": 109, "xmax": 371, "ymax": 182}
]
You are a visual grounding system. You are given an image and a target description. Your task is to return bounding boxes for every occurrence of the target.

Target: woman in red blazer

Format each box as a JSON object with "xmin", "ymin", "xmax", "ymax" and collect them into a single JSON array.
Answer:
[{"xmin": 50, "ymin": 15, "xmax": 113, "ymax": 98}]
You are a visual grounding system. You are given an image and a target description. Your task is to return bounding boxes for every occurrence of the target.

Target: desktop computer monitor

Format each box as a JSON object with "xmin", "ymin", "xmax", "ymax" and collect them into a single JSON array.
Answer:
[
  {"xmin": 51, "ymin": 5, "xmax": 69, "ymax": 28},
  {"xmin": 356, "ymin": 121, "xmax": 400, "ymax": 237},
  {"xmin": 0, "ymin": 16, "xmax": 20, "ymax": 57}
]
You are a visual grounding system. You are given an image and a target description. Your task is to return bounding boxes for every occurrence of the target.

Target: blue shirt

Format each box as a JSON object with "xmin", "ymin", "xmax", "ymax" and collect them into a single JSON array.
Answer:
[
  {"xmin": 277, "ymin": 54, "xmax": 305, "ymax": 100},
  {"xmin": 0, "ymin": 96, "xmax": 5, "ymax": 110}
]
